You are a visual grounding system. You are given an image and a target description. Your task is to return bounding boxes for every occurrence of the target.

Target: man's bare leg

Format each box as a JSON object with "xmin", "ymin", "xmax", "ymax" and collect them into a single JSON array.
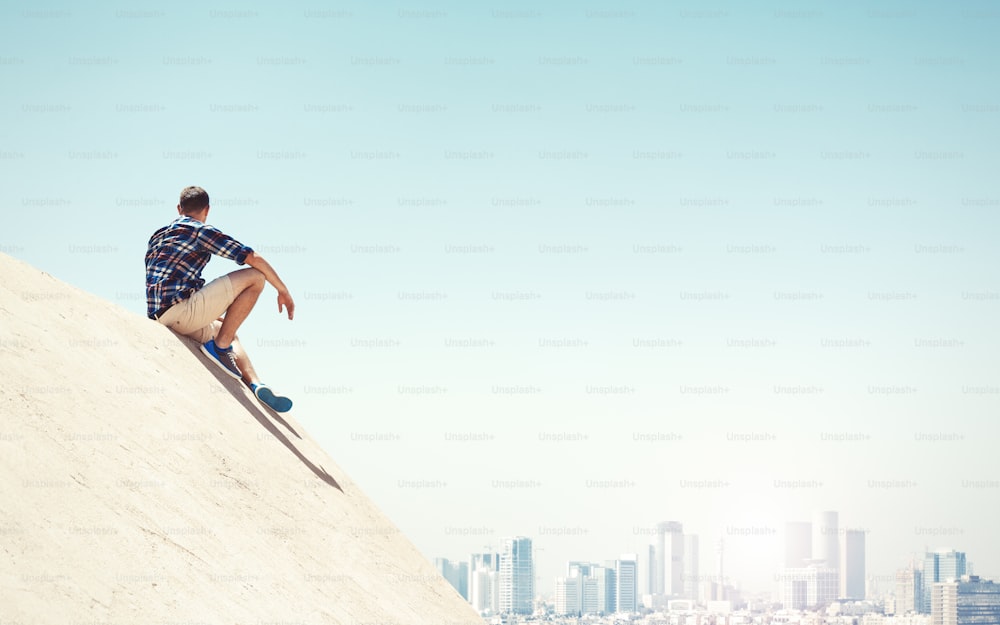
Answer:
[
  {"xmin": 229, "ymin": 337, "xmax": 261, "ymax": 387},
  {"xmin": 214, "ymin": 268, "xmax": 265, "ymax": 349},
  {"xmin": 232, "ymin": 334, "xmax": 291, "ymax": 411}
]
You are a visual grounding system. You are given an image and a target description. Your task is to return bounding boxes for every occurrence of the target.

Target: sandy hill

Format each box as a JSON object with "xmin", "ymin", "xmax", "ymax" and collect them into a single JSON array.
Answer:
[{"xmin": 0, "ymin": 253, "xmax": 480, "ymax": 624}]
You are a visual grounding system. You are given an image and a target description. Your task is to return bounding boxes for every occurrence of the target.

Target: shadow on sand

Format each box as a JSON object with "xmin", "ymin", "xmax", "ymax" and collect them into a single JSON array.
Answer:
[{"xmin": 176, "ymin": 337, "xmax": 343, "ymax": 492}]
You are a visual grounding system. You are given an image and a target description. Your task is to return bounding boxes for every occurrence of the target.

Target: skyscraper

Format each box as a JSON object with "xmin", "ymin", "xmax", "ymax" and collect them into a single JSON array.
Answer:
[
  {"xmin": 616, "ymin": 554, "xmax": 638, "ymax": 613},
  {"xmin": 841, "ymin": 529, "xmax": 865, "ymax": 600},
  {"xmin": 812, "ymin": 511, "xmax": 839, "ymax": 571},
  {"xmin": 499, "ymin": 537, "xmax": 534, "ymax": 615},
  {"xmin": 779, "ymin": 512, "xmax": 841, "ymax": 610},
  {"xmin": 596, "ymin": 562, "xmax": 617, "ymax": 614},
  {"xmin": 554, "ymin": 575, "xmax": 581, "ymax": 616},
  {"xmin": 470, "ymin": 566, "xmax": 498, "ymax": 614},
  {"xmin": 657, "ymin": 521, "xmax": 684, "ymax": 597},
  {"xmin": 684, "ymin": 534, "xmax": 700, "ymax": 601},
  {"xmin": 435, "ymin": 558, "xmax": 469, "ymax": 600},
  {"xmin": 923, "ymin": 551, "xmax": 967, "ymax": 613},
  {"xmin": 896, "ymin": 563, "xmax": 921, "ymax": 614},
  {"xmin": 470, "ymin": 551, "xmax": 500, "ymax": 613},
  {"xmin": 647, "ymin": 544, "xmax": 657, "ymax": 595}
]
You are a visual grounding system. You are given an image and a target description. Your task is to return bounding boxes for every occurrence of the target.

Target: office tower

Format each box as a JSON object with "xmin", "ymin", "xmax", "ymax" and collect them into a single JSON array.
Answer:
[
  {"xmin": 455, "ymin": 561, "xmax": 469, "ymax": 599},
  {"xmin": 786, "ymin": 521, "xmax": 812, "ymax": 567},
  {"xmin": 684, "ymin": 534, "xmax": 700, "ymax": 601},
  {"xmin": 582, "ymin": 576, "xmax": 599, "ymax": 614},
  {"xmin": 568, "ymin": 561, "xmax": 594, "ymax": 577},
  {"xmin": 470, "ymin": 552, "xmax": 500, "ymax": 612},
  {"xmin": 560, "ymin": 562, "xmax": 615, "ymax": 615},
  {"xmin": 499, "ymin": 537, "xmax": 534, "ymax": 615},
  {"xmin": 596, "ymin": 562, "xmax": 617, "ymax": 614},
  {"xmin": 470, "ymin": 566, "xmax": 497, "ymax": 613},
  {"xmin": 780, "ymin": 566, "xmax": 839, "ymax": 609},
  {"xmin": 555, "ymin": 575, "xmax": 581, "ymax": 616},
  {"xmin": 616, "ymin": 554, "xmax": 638, "ymax": 613},
  {"xmin": 923, "ymin": 551, "xmax": 968, "ymax": 613},
  {"xmin": 471, "ymin": 552, "xmax": 499, "ymax": 573},
  {"xmin": 842, "ymin": 529, "xmax": 865, "ymax": 600},
  {"xmin": 897, "ymin": 564, "xmax": 921, "ymax": 614},
  {"xmin": 657, "ymin": 521, "xmax": 684, "ymax": 597},
  {"xmin": 932, "ymin": 576, "xmax": 1000, "ymax": 625},
  {"xmin": 647, "ymin": 544, "xmax": 657, "ymax": 595},
  {"xmin": 434, "ymin": 558, "xmax": 468, "ymax": 600},
  {"xmin": 812, "ymin": 511, "xmax": 839, "ymax": 570}
]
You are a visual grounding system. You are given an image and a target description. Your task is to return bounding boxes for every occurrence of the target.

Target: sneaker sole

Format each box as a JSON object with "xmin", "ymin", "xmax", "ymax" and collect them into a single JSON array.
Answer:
[
  {"xmin": 255, "ymin": 386, "xmax": 293, "ymax": 413},
  {"xmin": 199, "ymin": 343, "xmax": 243, "ymax": 380}
]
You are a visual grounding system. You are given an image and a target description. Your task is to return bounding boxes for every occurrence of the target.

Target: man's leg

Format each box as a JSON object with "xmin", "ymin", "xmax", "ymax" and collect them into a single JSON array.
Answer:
[
  {"xmin": 213, "ymin": 268, "xmax": 265, "ymax": 349},
  {"xmin": 231, "ymin": 331, "xmax": 292, "ymax": 412},
  {"xmin": 229, "ymin": 337, "xmax": 261, "ymax": 387}
]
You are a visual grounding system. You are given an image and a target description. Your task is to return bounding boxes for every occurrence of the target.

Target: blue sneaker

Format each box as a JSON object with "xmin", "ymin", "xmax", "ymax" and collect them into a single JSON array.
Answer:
[
  {"xmin": 252, "ymin": 383, "xmax": 293, "ymax": 413},
  {"xmin": 200, "ymin": 340, "xmax": 243, "ymax": 380}
]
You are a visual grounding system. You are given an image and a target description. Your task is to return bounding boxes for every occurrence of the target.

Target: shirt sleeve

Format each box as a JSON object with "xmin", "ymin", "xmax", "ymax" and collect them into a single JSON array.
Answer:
[{"xmin": 196, "ymin": 224, "xmax": 254, "ymax": 265}]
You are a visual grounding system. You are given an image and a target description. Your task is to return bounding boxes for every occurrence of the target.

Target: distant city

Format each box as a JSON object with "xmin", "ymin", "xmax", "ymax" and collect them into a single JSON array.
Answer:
[{"xmin": 433, "ymin": 510, "xmax": 999, "ymax": 624}]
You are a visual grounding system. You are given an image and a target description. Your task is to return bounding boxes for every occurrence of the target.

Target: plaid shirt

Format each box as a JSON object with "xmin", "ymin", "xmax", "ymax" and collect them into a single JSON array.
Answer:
[{"xmin": 145, "ymin": 215, "xmax": 254, "ymax": 318}]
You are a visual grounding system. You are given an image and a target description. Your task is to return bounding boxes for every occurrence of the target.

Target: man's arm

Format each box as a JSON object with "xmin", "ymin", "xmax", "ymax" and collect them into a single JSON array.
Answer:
[{"xmin": 245, "ymin": 251, "xmax": 295, "ymax": 320}]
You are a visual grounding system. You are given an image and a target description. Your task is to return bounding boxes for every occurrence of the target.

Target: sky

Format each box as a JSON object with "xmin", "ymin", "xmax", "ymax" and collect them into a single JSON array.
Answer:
[{"xmin": 2, "ymin": 0, "xmax": 998, "ymax": 599}]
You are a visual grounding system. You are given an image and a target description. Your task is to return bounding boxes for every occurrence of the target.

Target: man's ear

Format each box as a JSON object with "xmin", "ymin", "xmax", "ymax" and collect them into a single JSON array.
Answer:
[{"xmin": 177, "ymin": 204, "xmax": 183, "ymax": 215}]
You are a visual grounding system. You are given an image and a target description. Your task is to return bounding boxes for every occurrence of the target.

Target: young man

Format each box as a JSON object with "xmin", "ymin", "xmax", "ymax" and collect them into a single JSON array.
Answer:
[{"xmin": 145, "ymin": 186, "xmax": 296, "ymax": 412}]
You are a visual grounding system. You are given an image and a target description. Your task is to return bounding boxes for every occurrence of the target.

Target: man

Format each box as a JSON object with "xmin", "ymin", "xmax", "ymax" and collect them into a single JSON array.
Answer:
[{"xmin": 145, "ymin": 186, "xmax": 295, "ymax": 412}]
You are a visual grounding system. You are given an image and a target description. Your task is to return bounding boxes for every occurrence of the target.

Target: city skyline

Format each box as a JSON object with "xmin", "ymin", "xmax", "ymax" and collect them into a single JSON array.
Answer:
[
  {"xmin": 434, "ymin": 510, "xmax": 989, "ymax": 599},
  {"xmin": 2, "ymin": 1, "xmax": 996, "ymax": 615}
]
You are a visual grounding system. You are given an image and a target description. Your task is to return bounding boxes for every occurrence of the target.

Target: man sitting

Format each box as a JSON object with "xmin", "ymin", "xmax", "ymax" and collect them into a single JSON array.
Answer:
[{"xmin": 145, "ymin": 186, "xmax": 296, "ymax": 412}]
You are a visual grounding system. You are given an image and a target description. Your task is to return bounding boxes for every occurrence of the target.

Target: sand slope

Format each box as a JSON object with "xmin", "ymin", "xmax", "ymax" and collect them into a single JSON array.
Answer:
[{"xmin": 0, "ymin": 253, "xmax": 479, "ymax": 624}]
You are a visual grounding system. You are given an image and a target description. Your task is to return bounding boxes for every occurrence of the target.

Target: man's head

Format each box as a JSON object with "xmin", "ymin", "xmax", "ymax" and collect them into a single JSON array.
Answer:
[{"xmin": 177, "ymin": 186, "xmax": 210, "ymax": 220}]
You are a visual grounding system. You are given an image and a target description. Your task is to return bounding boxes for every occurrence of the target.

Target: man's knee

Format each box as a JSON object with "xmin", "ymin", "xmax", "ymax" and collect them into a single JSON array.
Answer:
[{"xmin": 230, "ymin": 268, "xmax": 265, "ymax": 294}]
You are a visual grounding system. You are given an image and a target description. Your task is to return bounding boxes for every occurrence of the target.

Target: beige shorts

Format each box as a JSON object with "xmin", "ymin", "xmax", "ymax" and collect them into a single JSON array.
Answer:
[{"xmin": 156, "ymin": 275, "xmax": 235, "ymax": 344}]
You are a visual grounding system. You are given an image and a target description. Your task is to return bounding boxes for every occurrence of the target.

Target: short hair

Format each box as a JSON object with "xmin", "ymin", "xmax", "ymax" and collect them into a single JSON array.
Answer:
[{"xmin": 179, "ymin": 186, "xmax": 210, "ymax": 213}]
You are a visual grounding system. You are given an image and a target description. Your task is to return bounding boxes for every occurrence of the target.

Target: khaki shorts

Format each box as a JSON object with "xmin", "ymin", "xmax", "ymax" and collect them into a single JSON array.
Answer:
[{"xmin": 156, "ymin": 275, "xmax": 235, "ymax": 344}]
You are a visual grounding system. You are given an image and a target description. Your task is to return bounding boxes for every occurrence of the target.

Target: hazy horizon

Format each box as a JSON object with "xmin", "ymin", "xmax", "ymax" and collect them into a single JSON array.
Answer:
[{"xmin": 3, "ymin": 0, "xmax": 998, "ymax": 600}]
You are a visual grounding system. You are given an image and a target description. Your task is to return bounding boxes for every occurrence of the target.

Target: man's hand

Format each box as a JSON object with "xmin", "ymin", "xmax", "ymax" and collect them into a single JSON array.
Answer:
[
  {"xmin": 245, "ymin": 252, "xmax": 295, "ymax": 320},
  {"xmin": 278, "ymin": 290, "xmax": 295, "ymax": 320}
]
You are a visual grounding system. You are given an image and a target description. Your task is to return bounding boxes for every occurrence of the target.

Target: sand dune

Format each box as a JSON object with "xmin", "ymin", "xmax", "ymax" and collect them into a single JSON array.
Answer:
[{"xmin": 0, "ymin": 253, "xmax": 479, "ymax": 624}]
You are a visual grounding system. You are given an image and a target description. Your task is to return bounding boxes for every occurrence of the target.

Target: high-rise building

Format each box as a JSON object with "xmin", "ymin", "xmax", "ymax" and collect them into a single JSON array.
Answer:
[
  {"xmin": 596, "ymin": 562, "xmax": 617, "ymax": 614},
  {"xmin": 435, "ymin": 558, "xmax": 469, "ymax": 600},
  {"xmin": 647, "ymin": 544, "xmax": 657, "ymax": 595},
  {"xmin": 582, "ymin": 576, "xmax": 599, "ymax": 614},
  {"xmin": 469, "ymin": 552, "xmax": 500, "ymax": 613},
  {"xmin": 896, "ymin": 564, "xmax": 921, "ymax": 614},
  {"xmin": 616, "ymin": 554, "xmax": 638, "ymax": 613},
  {"xmin": 471, "ymin": 552, "xmax": 499, "ymax": 574},
  {"xmin": 499, "ymin": 537, "xmax": 534, "ymax": 615},
  {"xmin": 555, "ymin": 575, "xmax": 581, "ymax": 616},
  {"xmin": 568, "ymin": 561, "xmax": 594, "ymax": 577},
  {"xmin": 934, "ymin": 581, "xmax": 959, "ymax": 625},
  {"xmin": 932, "ymin": 576, "xmax": 1000, "ymax": 625},
  {"xmin": 786, "ymin": 521, "xmax": 812, "ymax": 568},
  {"xmin": 812, "ymin": 511, "xmax": 840, "ymax": 571},
  {"xmin": 780, "ymin": 566, "xmax": 839, "ymax": 609},
  {"xmin": 842, "ymin": 529, "xmax": 866, "ymax": 600},
  {"xmin": 684, "ymin": 534, "xmax": 700, "ymax": 601},
  {"xmin": 657, "ymin": 521, "xmax": 685, "ymax": 597},
  {"xmin": 558, "ymin": 561, "xmax": 615, "ymax": 615},
  {"xmin": 923, "ymin": 551, "xmax": 967, "ymax": 613},
  {"xmin": 470, "ymin": 567, "xmax": 499, "ymax": 614}
]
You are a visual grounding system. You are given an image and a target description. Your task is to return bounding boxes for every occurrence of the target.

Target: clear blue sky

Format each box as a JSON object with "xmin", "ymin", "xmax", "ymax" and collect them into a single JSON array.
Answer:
[{"xmin": 2, "ymin": 0, "xmax": 998, "ymax": 597}]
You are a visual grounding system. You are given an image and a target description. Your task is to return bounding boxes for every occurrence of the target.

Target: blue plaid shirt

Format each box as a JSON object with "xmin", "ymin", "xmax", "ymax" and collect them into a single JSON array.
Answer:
[{"xmin": 145, "ymin": 216, "xmax": 254, "ymax": 318}]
